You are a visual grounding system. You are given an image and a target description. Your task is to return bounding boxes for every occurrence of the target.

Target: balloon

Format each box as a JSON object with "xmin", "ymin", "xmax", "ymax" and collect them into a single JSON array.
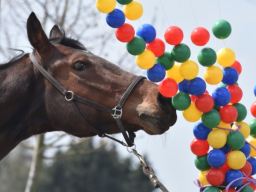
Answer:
[
  {"xmin": 232, "ymin": 122, "xmax": 250, "ymax": 139},
  {"xmin": 198, "ymin": 171, "xmax": 210, "ymax": 186},
  {"xmin": 207, "ymin": 149, "xmax": 226, "ymax": 168},
  {"xmin": 223, "ymin": 188, "xmax": 236, "ymax": 192},
  {"xmin": 214, "ymin": 104, "xmax": 221, "ymax": 111},
  {"xmin": 188, "ymin": 77, "xmax": 207, "ymax": 96},
  {"xmin": 166, "ymin": 64, "xmax": 184, "ymax": 83},
  {"xmin": 219, "ymin": 105, "xmax": 238, "ymax": 124},
  {"xmin": 225, "ymin": 170, "xmax": 243, "ymax": 188},
  {"xmin": 172, "ymin": 92, "xmax": 191, "ymax": 111},
  {"xmin": 217, "ymin": 48, "xmax": 236, "ymax": 67},
  {"xmin": 207, "ymin": 129, "xmax": 227, "ymax": 149},
  {"xmin": 227, "ymin": 151, "xmax": 246, "ymax": 170},
  {"xmin": 126, "ymin": 36, "xmax": 146, "ymax": 55},
  {"xmin": 193, "ymin": 122, "xmax": 212, "ymax": 140},
  {"xmin": 222, "ymin": 67, "xmax": 239, "ymax": 85},
  {"xmin": 158, "ymin": 78, "xmax": 178, "ymax": 98},
  {"xmin": 247, "ymin": 157, "xmax": 256, "ymax": 175},
  {"xmin": 156, "ymin": 52, "xmax": 174, "ymax": 70},
  {"xmin": 239, "ymin": 186, "xmax": 254, "ymax": 192},
  {"xmin": 204, "ymin": 66, "xmax": 223, "ymax": 85},
  {"xmin": 249, "ymin": 119, "xmax": 256, "ymax": 137},
  {"xmin": 219, "ymin": 160, "xmax": 231, "ymax": 173},
  {"xmin": 180, "ymin": 60, "xmax": 199, "ymax": 80},
  {"xmin": 233, "ymin": 103, "xmax": 247, "ymax": 122},
  {"xmin": 190, "ymin": 138, "xmax": 209, "ymax": 156},
  {"xmin": 250, "ymin": 101, "xmax": 256, "ymax": 118},
  {"xmin": 248, "ymin": 138, "xmax": 256, "ymax": 157},
  {"xmin": 164, "ymin": 26, "xmax": 183, "ymax": 45},
  {"xmin": 171, "ymin": 43, "xmax": 191, "ymax": 63},
  {"xmin": 117, "ymin": 0, "xmax": 133, "ymax": 4},
  {"xmin": 206, "ymin": 168, "xmax": 225, "ymax": 186},
  {"xmin": 195, "ymin": 94, "xmax": 214, "ymax": 113},
  {"xmin": 212, "ymin": 19, "xmax": 232, "ymax": 39},
  {"xmin": 227, "ymin": 131, "xmax": 245, "ymax": 150},
  {"xmin": 227, "ymin": 85, "xmax": 243, "ymax": 104},
  {"xmin": 197, "ymin": 48, "xmax": 217, "ymax": 67},
  {"xmin": 221, "ymin": 144, "xmax": 231, "ymax": 154},
  {"xmin": 191, "ymin": 27, "xmax": 210, "ymax": 46},
  {"xmin": 136, "ymin": 24, "xmax": 156, "ymax": 43},
  {"xmin": 195, "ymin": 155, "xmax": 211, "ymax": 171},
  {"xmin": 123, "ymin": 1, "xmax": 143, "ymax": 20},
  {"xmin": 242, "ymin": 177, "xmax": 256, "ymax": 191},
  {"xmin": 254, "ymin": 85, "xmax": 256, "ymax": 97},
  {"xmin": 183, "ymin": 103, "xmax": 202, "ymax": 122},
  {"xmin": 116, "ymin": 23, "xmax": 135, "ymax": 42},
  {"xmin": 240, "ymin": 161, "xmax": 252, "ymax": 176},
  {"xmin": 136, "ymin": 50, "xmax": 155, "ymax": 69},
  {"xmin": 212, "ymin": 87, "xmax": 231, "ymax": 106},
  {"xmin": 218, "ymin": 121, "xmax": 232, "ymax": 135},
  {"xmin": 146, "ymin": 38, "xmax": 165, "ymax": 57},
  {"xmin": 203, "ymin": 186, "xmax": 221, "ymax": 192},
  {"xmin": 202, "ymin": 109, "xmax": 221, "ymax": 128},
  {"xmin": 96, "ymin": 0, "xmax": 116, "ymax": 13},
  {"xmin": 178, "ymin": 79, "xmax": 189, "ymax": 93},
  {"xmin": 147, "ymin": 64, "xmax": 165, "ymax": 82},
  {"xmin": 240, "ymin": 143, "xmax": 251, "ymax": 158},
  {"xmin": 106, "ymin": 9, "xmax": 125, "ymax": 28},
  {"xmin": 231, "ymin": 60, "xmax": 242, "ymax": 75}
]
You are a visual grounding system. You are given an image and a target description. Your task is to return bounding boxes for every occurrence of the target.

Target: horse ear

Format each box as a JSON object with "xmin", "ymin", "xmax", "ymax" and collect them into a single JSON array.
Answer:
[
  {"xmin": 27, "ymin": 12, "xmax": 54, "ymax": 57},
  {"xmin": 49, "ymin": 25, "xmax": 64, "ymax": 40}
]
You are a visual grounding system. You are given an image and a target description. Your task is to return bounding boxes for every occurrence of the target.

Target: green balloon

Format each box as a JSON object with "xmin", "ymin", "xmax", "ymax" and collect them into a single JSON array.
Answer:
[
  {"xmin": 219, "ymin": 82, "xmax": 238, "ymax": 87},
  {"xmin": 239, "ymin": 186, "xmax": 253, "ymax": 192},
  {"xmin": 212, "ymin": 19, "xmax": 232, "ymax": 39},
  {"xmin": 172, "ymin": 92, "xmax": 191, "ymax": 111},
  {"xmin": 213, "ymin": 104, "xmax": 221, "ymax": 111},
  {"xmin": 171, "ymin": 43, "xmax": 191, "ymax": 63},
  {"xmin": 227, "ymin": 131, "xmax": 245, "ymax": 150},
  {"xmin": 202, "ymin": 109, "xmax": 221, "ymax": 128},
  {"xmin": 249, "ymin": 119, "xmax": 256, "ymax": 137},
  {"xmin": 203, "ymin": 186, "xmax": 220, "ymax": 192},
  {"xmin": 156, "ymin": 52, "xmax": 174, "ymax": 70},
  {"xmin": 126, "ymin": 36, "xmax": 146, "ymax": 55},
  {"xmin": 117, "ymin": 0, "xmax": 133, "ymax": 4},
  {"xmin": 233, "ymin": 103, "xmax": 247, "ymax": 122},
  {"xmin": 197, "ymin": 48, "xmax": 217, "ymax": 67},
  {"xmin": 194, "ymin": 155, "xmax": 211, "ymax": 171}
]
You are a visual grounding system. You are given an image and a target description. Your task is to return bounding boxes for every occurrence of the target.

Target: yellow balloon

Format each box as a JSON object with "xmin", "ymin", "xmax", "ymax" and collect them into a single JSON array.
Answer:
[
  {"xmin": 207, "ymin": 129, "xmax": 227, "ymax": 149},
  {"xmin": 232, "ymin": 122, "xmax": 250, "ymax": 139},
  {"xmin": 249, "ymin": 137, "xmax": 256, "ymax": 157},
  {"xmin": 217, "ymin": 121, "xmax": 232, "ymax": 135},
  {"xmin": 96, "ymin": 0, "xmax": 116, "ymax": 13},
  {"xmin": 136, "ymin": 50, "xmax": 155, "ymax": 69},
  {"xmin": 183, "ymin": 103, "xmax": 202, "ymax": 122},
  {"xmin": 217, "ymin": 48, "xmax": 236, "ymax": 67},
  {"xmin": 166, "ymin": 64, "xmax": 184, "ymax": 83},
  {"xmin": 227, "ymin": 151, "xmax": 246, "ymax": 170},
  {"xmin": 198, "ymin": 171, "xmax": 209, "ymax": 186},
  {"xmin": 123, "ymin": 1, "xmax": 143, "ymax": 20},
  {"xmin": 204, "ymin": 66, "xmax": 223, "ymax": 85},
  {"xmin": 180, "ymin": 60, "xmax": 199, "ymax": 80}
]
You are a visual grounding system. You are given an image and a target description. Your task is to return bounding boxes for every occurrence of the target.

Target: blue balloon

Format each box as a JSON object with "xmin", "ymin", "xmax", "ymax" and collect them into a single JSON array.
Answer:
[
  {"xmin": 136, "ymin": 24, "xmax": 156, "ymax": 43},
  {"xmin": 147, "ymin": 64, "xmax": 165, "ymax": 82},
  {"xmin": 212, "ymin": 87, "xmax": 231, "ymax": 106},
  {"xmin": 221, "ymin": 144, "xmax": 231, "ymax": 154},
  {"xmin": 222, "ymin": 67, "xmax": 239, "ymax": 85},
  {"xmin": 193, "ymin": 122, "xmax": 212, "ymax": 140},
  {"xmin": 247, "ymin": 157, "xmax": 256, "ymax": 175},
  {"xmin": 254, "ymin": 84, "xmax": 256, "ymax": 97},
  {"xmin": 106, "ymin": 9, "xmax": 125, "ymax": 28},
  {"xmin": 207, "ymin": 149, "xmax": 226, "ymax": 168},
  {"xmin": 240, "ymin": 142, "xmax": 251, "ymax": 157},
  {"xmin": 188, "ymin": 77, "xmax": 206, "ymax": 96},
  {"xmin": 178, "ymin": 79, "xmax": 189, "ymax": 93},
  {"xmin": 225, "ymin": 170, "xmax": 243, "ymax": 188}
]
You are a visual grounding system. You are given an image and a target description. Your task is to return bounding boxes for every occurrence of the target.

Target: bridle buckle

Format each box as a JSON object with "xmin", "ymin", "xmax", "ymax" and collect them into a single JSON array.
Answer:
[
  {"xmin": 112, "ymin": 106, "xmax": 123, "ymax": 119},
  {"xmin": 65, "ymin": 91, "xmax": 74, "ymax": 101}
]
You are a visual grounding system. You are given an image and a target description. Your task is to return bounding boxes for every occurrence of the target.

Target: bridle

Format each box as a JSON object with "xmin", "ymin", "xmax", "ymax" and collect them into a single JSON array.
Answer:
[{"xmin": 29, "ymin": 53, "xmax": 169, "ymax": 192}]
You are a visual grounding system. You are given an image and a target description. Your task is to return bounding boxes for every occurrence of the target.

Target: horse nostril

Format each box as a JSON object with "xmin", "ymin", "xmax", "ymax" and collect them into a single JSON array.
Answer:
[{"xmin": 157, "ymin": 92, "xmax": 175, "ymax": 113}]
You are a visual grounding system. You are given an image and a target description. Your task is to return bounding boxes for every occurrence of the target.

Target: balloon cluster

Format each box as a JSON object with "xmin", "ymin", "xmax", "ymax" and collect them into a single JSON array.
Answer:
[{"xmin": 95, "ymin": 1, "xmax": 256, "ymax": 191}]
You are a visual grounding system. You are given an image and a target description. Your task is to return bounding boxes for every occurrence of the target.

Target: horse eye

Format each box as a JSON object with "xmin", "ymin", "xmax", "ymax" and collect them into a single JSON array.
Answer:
[{"xmin": 72, "ymin": 61, "xmax": 89, "ymax": 71}]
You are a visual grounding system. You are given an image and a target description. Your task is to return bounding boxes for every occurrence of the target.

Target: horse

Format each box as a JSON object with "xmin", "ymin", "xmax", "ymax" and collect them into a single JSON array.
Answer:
[{"xmin": 0, "ymin": 12, "xmax": 177, "ymax": 161}]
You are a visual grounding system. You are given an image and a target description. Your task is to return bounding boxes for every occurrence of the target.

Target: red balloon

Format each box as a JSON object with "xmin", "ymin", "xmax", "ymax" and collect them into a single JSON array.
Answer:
[
  {"xmin": 227, "ymin": 85, "xmax": 243, "ymax": 104},
  {"xmin": 190, "ymin": 138, "xmax": 209, "ymax": 156},
  {"xmin": 158, "ymin": 78, "xmax": 178, "ymax": 98},
  {"xmin": 195, "ymin": 94, "xmax": 214, "ymax": 113},
  {"xmin": 251, "ymin": 101, "xmax": 256, "ymax": 118},
  {"xmin": 115, "ymin": 23, "xmax": 135, "ymax": 42},
  {"xmin": 223, "ymin": 188, "xmax": 236, "ymax": 192},
  {"xmin": 206, "ymin": 168, "xmax": 225, "ymax": 186},
  {"xmin": 219, "ymin": 105, "xmax": 238, "ymax": 124},
  {"xmin": 240, "ymin": 161, "xmax": 252, "ymax": 176},
  {"xmin": 164, "ymin": 26, "xmax": 183, "ymax": 45},
  {"xmin": 231, "ymin": 60, "xmax": 242, "ymax": 75},
  {"xmin": 191, "ymin": 27, "xmax": 210, "ymax": 46},
  {"xmin": 219, "ymin": 160, "xmax": 231, "ymax": 173},
  {"xmin": 191, "ymin": 90, "xmax": 209, "ymax": 103},
  {"xmin": 146, "ymin": 38, "xmax": 165, "ymax": 57}
]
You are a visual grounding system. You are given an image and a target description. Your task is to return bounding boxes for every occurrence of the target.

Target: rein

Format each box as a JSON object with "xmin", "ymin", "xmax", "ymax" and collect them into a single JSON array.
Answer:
[{"xmin": 29, "ymin": 53, "xmax": 169, "ymax": 192}]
